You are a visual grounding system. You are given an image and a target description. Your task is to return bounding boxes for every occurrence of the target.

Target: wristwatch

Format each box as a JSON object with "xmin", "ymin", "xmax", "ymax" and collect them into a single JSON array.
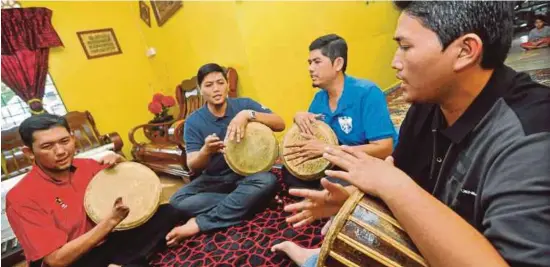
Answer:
[{"xmin": 249, "ymin": 110, "xmax": 257, "ymax": 121}]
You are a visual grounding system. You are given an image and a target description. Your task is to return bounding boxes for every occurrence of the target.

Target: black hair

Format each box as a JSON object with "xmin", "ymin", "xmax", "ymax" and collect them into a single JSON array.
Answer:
[
  {"xmin": 197, "ymin": 63, "xmax": 227, "ymax": 86},
  {"xmin": 535, "ymin": 15, "xmax": 546, "ymax": 23},
  {"xmin": 309, "ymin": 34, "xmax": 348, "ymax": 73},
  {"xmin": 19, "ymin": 113, "xmax": 70, "ymax": 148},
  {"xmin": 394, "ymin": 1, "xmax": 515, "ymax": 69}
]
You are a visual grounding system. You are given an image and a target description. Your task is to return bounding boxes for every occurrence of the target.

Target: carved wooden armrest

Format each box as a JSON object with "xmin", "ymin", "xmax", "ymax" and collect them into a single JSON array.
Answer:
[
  {"xmin": 168, "ymin": 119, "xmax": 186, "ymax": 146},
  {"xmin": 100, "ymin": 132, "xmax": 124, "ymax": 152},
  {"xmin": 128, "ymin": 121, "xmax": 176, "ymax": 146}
]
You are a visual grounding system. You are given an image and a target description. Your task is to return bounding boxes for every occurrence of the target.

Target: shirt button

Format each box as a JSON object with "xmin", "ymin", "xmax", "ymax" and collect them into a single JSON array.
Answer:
[{"xmin": 436, "ymin": 157, "xmax": 443, "ymax": 163}]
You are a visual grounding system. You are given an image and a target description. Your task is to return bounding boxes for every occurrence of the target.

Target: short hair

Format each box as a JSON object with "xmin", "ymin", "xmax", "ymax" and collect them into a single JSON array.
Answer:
[
  {"xmin": 394, "ymin": 1, "xmax": 515, "ymax": 69},
  {"xmin": 197, "ymin": 63, "xmax": 227, "ymax": 86},
  {"xmin": 19, "ymin": 113, "xmax": 70, "ymax": 148},
  {"xmin": 535, "ymin": 15, "xmax": 546, "ymax": 23},
  {"xmin": 309, "ymin": 34, "xmax": 348, "ymax": 73}
]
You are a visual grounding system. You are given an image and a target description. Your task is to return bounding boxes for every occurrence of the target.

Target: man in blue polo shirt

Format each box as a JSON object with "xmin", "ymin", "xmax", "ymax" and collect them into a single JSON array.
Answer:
[
  {"xmin": 286, "ymin": 34, "xmax": 397, "ymax": 186},
  {"xmin": 166, "ymin": 63, "xmax": 286, "ymax": 246}
]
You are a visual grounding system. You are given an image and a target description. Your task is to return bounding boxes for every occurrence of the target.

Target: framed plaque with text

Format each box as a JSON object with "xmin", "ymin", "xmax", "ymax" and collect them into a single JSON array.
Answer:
[{"xmin": 77, "ymin": 28, "xmax": 122, "ymax": 59}]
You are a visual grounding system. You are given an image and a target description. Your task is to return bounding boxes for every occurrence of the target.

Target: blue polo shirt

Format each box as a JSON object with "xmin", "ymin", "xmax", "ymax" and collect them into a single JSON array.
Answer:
[
  {"xmin": 308, "ymin": 75, "xmax": 397, "ymax": 147},
  {"xmin": 184, "ymin": 97, "xmax": 272, "ymax": 176}
]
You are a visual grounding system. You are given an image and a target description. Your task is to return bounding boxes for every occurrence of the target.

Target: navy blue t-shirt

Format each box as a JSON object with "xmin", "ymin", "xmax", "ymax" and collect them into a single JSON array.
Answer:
[{"xmin": 183, "ymin": 97, "xmax": 272, "ymax": 176}]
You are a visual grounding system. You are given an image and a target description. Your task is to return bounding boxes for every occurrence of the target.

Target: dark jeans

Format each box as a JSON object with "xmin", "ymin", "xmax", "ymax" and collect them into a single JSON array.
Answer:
[
  {"xmin": 169, "ymin": 171, "xmax": 277, "ymax": 232},
  {"xmin": 31, "ymin": 204, "xmax": 182, "ymax": 267}
]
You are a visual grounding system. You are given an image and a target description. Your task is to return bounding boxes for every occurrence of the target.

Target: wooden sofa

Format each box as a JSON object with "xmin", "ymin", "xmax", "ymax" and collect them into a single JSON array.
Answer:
[{"xmin": 129, "ymin": 67, "xmax": 238, "ymax": 179}]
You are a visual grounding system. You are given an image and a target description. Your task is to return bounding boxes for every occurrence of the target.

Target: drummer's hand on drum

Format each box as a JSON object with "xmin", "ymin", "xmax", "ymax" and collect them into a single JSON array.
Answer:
[
  {"xmin": 226, "ymin": 111, "xmax": 250, "ymax": 143},
  {"xmin": 98, "ymin": 153, "xmax": 125, "ymax": 168},
  {"xmin": 284, "ymin": 178, "xmax": 350, "ymax": 227},
  {"xmin": 201, "ymin": 134, "xmax": 225, "ymax": 155},
  {"xmin": 293, "ymin": 112, "xmax": 322, "ymax": 135},
  {"xmin": 106, "ymin": 197, "xmax": 130, "ymax": 226},
  {"xmin": 284, "ymin": 133, "xmax": 328, "ymax": 165},
  {"xmin": 323, "ymin": 146, "xmax": 407, "ymax": 198}
]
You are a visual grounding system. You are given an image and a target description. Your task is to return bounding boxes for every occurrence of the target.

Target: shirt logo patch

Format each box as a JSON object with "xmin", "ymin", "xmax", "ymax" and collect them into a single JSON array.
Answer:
[
  {"xmin": 55, "ymin": 197, "xmax": 68, "ymax": 209},
  {"xmin": 338, "ymin": 116, "xmax": 353, "ymax": 134}
]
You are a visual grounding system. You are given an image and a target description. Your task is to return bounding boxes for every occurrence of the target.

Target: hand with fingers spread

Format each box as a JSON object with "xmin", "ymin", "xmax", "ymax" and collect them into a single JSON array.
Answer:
[
  {"xmin": 323, "ymin": 146, "xmax": 409, "ymax": 198},
  {"xmin": 284, "ymin": 178, "xmax": 351, "ymax": 228},
  {"xmin": 293, "ymin": 112, "xmax": 323, "ymax": 135},
  {"xmin": 225, "ymin": 110, "xmax": 250, "ymax": 143},
  {"xmin": 106, "ymin": 197, "xmax": 130, "ymax": 226},
  {"xmin": 284, "ymin": 133, "xmax": 331, "ymax": 165},
  {"xmin": 201, "ymin": 133, "xmax": 225, "ymax": 155}
]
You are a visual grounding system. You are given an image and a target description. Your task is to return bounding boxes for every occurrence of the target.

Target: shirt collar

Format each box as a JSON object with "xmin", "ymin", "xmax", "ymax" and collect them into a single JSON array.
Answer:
[
  {"xmin": 432, "ymin": 65, "xmax": 514, "ymax": 144},
  {"xmin": 203, "ymin": 98, "xmax": 232, "ymax": 122},
  {"xmin": 33, "ymin": 163, "xmax": 77, "ymax": 185},
  {"xmin": 322, "ymin": 75, "xmax": 353, "ymax": 115}
]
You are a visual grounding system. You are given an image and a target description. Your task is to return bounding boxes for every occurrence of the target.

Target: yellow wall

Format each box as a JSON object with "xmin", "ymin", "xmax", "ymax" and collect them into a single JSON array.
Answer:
[
  {"xmin": 137, "ymin": 1, "xmax": 400, "ymax": 139},
  {"xmin": 22, "ymin": 1, "xmax": 400, "ymax": 156},
  {"xmin": 24, "ymin": 1, "xmax": 161, "ymax": 157}
]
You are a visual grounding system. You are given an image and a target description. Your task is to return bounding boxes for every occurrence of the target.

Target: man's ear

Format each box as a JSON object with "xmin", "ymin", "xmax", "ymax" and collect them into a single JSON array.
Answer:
[
  {"xmin": 333, "ymin": 57, "xmax": 345, "ymax": 72},
  {"xmin": 453, "ymin": 33, "xmax": 483, "ymax": 72},
  {"xmin": 22, "ymin": 146, "xmax": 35, "ymax": 162}
]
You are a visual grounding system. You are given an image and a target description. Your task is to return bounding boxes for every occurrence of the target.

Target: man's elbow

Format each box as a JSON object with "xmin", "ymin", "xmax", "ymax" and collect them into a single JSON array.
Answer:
[
  {"xmin": 273, "ymin": 119, "xmax": 286, "ymax": 132},
  {"xmin": 44, "ymin": 254, "xmax": 70, "ymax": 267}
]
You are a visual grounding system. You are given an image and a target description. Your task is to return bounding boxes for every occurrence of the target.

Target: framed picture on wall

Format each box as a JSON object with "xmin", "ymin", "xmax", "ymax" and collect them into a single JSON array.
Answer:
[
  {"xmin": 139, "ymin": 0, "xmax": 151, "ymax": 27},
  {"xmin": 76, "ymin": 28, "xmax": 122, "ymax": 59},
  {"xmin": 150, "ymin": 0, "xmax": 182, "ymax": 27}
]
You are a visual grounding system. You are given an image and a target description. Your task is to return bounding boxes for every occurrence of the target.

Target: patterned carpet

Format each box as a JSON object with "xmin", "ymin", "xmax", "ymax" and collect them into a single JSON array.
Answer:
[{"xmin": 150, "ymin": 169, "xmax": 327, "ymax": 267}]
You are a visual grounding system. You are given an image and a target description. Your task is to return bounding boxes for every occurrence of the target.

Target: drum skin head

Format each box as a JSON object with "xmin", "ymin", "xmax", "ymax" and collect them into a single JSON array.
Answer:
[
  {"xmin": 224, "ymin": 122, "xmax": 279, "ymax": 176},
  {"xmin": 84, "ymin": 161, "xmax": 162, "ymax": 231},
  {"xmin": 280, "ymin": 121, "xmax": 338, "ymax": 181}
]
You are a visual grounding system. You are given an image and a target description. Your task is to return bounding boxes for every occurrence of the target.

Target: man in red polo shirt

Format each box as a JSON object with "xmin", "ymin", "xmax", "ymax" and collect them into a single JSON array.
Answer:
[{"xmin": 6, "ymin": 114, "xmax": 181, "ymax": 267}]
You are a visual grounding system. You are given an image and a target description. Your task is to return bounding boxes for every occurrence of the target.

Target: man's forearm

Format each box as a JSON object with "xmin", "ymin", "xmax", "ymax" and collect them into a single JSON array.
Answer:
[
  {"xmin": 347, "ymin": 142, "xmax": 392, "ymax": 159},
  {"xmin": 380, "ymin": 179, "xmax": 508, "ymax": 267},
  {"xmin": 44, "ymin": 219, "xmax": 118, "ymax": 267},
  {"xmin": 253, "ymin": 112, "xmax": 286, "ymax": 132},
  {"xmin": 187, "ymin": 150, "xmax": 211, "ymax": 172}
]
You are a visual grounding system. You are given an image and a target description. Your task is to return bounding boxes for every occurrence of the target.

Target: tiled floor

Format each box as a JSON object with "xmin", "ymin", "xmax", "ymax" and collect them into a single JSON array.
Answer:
[
  {"xmin": 159, "ymin": 175, "xmax": 186, "ymax": 204},
  {"xmin": 506, "ymin": 33, "xmax": 550, "ymax": 72}
]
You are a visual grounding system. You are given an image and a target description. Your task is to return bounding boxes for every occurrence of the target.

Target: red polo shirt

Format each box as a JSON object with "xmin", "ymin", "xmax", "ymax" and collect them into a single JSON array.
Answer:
[{"xmin": 5, "ymin": 159, "xmax": 107, "ymax": 263}]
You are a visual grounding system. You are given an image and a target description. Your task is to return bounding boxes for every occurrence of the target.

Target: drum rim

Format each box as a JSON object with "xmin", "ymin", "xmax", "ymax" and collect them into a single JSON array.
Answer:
[
  {"xmin": 280, "ymin": 121, "xmax": 338, "ymax": 181},
  {"xmin": 83, "ymin": 161, "xmax": 162, "ymax": 231},
  {"xmin": 223, "ymin": 122, "xmax": 279, "ymax": 176},
  {"xmin": 318, "ymin": 190, "xmax": 364, "ymax": 265}
]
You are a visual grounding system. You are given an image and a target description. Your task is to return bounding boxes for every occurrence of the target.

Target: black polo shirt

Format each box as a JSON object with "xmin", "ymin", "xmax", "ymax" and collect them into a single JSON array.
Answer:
[{"xmin": 393, "ymin": 65, "xmax": 550, "ymax": 267}]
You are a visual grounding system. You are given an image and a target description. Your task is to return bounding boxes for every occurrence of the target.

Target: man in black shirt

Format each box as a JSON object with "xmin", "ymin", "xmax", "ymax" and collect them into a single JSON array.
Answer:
[{"xmin": 273, "ymin": 2, "xmax": 550, "ymax": 267}]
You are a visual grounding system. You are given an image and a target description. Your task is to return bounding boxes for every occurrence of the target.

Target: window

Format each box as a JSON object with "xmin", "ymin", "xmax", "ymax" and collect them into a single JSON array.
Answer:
[{"xmin": 1, "ymin": 74, "xmax": 67, "ymax": 130}]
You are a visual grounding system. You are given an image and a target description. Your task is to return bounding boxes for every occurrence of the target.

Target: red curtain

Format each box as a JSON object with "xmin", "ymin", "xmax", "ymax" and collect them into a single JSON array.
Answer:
[{"xmin": 1, "ymin": 7, "xmax": 63, "ymax": 114}]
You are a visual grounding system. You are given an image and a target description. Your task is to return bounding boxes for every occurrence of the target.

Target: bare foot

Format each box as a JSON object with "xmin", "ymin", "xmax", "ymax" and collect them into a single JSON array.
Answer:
[
  {"xmin": 166, "ymin": 217, "xmax": 200, "ymax": 247},
  {"xmin": 271, "ymin": 241, "xmax": 320, "ymax": 266},
  {"xmin": 108, "ymin": 264, "xmax": 121, "ymax": 267},
  {"xmin": 321, "ymin": 218, "xmax": 333, "ymax": 236}
]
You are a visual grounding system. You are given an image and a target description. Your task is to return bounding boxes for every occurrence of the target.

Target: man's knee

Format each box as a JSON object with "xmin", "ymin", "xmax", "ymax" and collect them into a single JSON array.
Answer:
[
  {"xmin": 256, "ymin": 172, "xmax": 277, "ymax": 187},
  {"xmin": 168, "ymin": 188, "xmax": 194, "ymax": 210}
]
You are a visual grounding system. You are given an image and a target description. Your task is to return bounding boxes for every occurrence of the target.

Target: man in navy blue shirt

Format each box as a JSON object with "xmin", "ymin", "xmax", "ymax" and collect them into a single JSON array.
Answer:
[
  {"xmin": 285, "ymin": 34, "xmax": 397, "ymax": 187},
  {"xmin": 166, "ymin": 63, "xmax": 286, "ymax": 246}
]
